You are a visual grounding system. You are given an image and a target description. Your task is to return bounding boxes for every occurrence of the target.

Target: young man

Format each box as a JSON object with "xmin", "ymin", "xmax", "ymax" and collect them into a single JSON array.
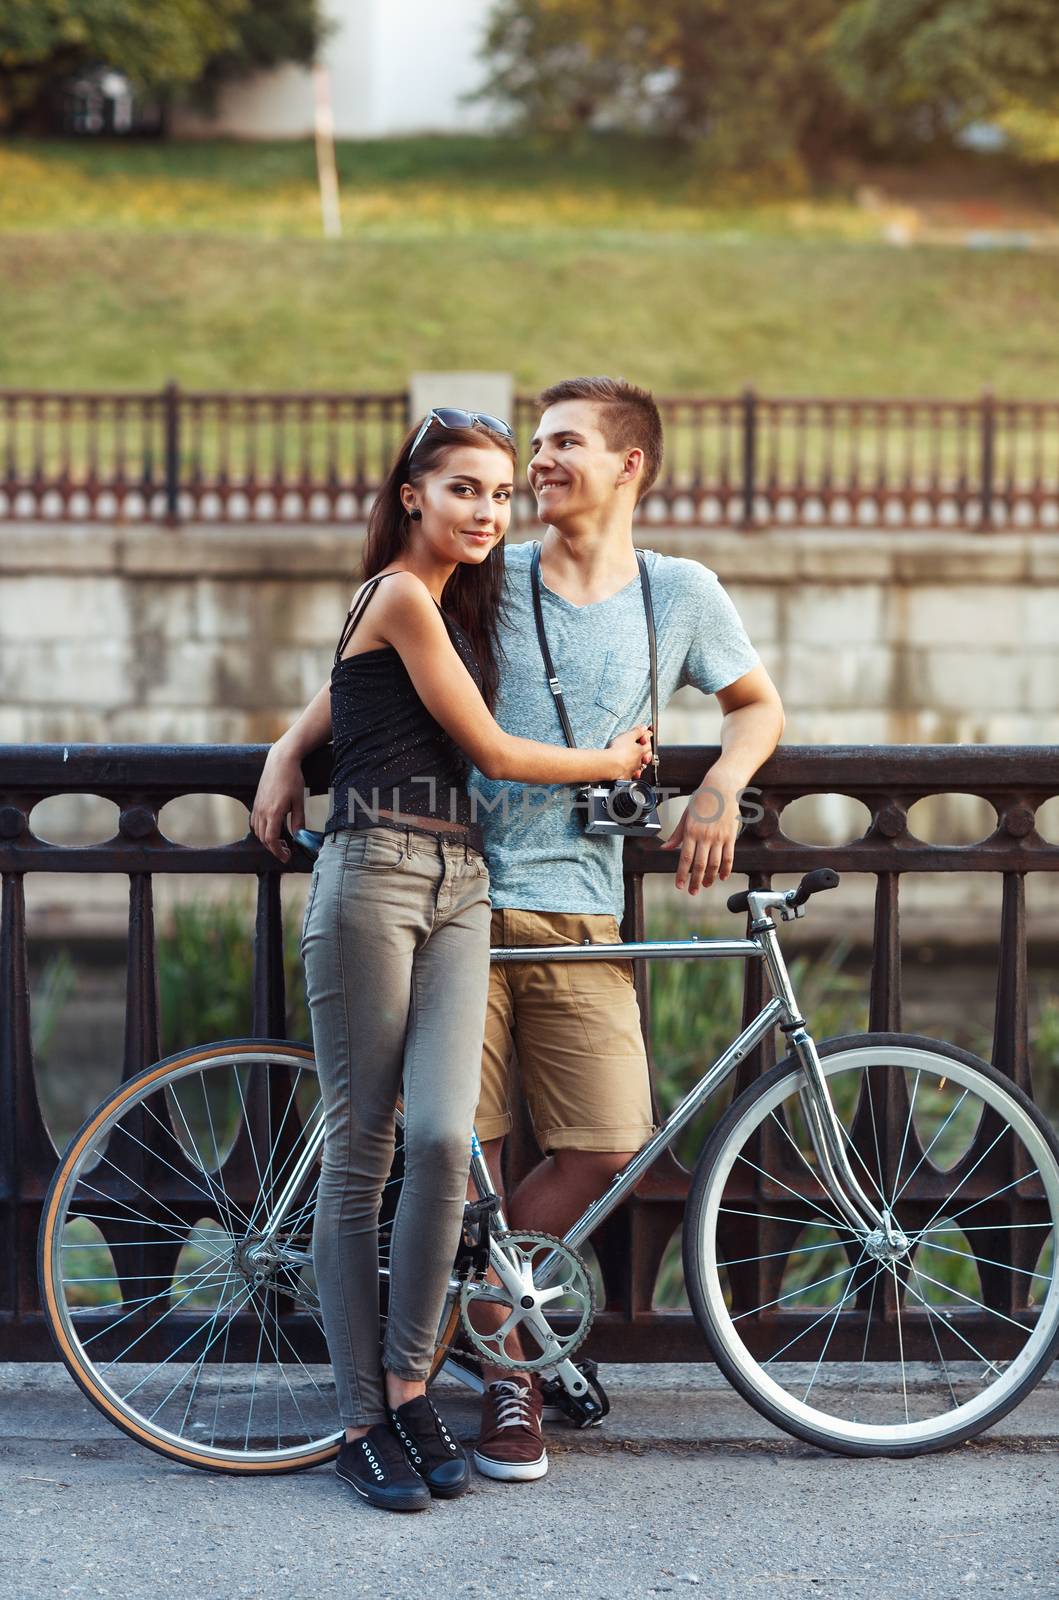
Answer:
[{"xmin": 467, "ymin": 377, "xmax": 784, "ymax": 1483}]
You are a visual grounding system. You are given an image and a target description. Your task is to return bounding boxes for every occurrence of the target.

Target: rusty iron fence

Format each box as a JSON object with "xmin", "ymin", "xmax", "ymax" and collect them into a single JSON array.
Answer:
[
  {"xmin": 2, "ymin": 741, "xmax": 1057, "ymax": 1363},
  {"xmin": 2, "ymin": 385, "xmax": 1058, "ymax": 529}
]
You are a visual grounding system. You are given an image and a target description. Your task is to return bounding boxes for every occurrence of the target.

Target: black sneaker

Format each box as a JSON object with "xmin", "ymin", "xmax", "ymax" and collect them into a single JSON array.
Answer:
[
  {"xmin": 335, "ymin": 1423, "xmax": 431, "ymax": 1513},
  {"xmin": 389, "ymin": 1395, "xmax": 471, "ymax": 1499}
]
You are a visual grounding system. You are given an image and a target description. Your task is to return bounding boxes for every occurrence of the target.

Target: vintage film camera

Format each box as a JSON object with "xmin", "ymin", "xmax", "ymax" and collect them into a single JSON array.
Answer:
[{"xmin": 575, "ymin": 777, "xmax": 661, "ymax": 837}]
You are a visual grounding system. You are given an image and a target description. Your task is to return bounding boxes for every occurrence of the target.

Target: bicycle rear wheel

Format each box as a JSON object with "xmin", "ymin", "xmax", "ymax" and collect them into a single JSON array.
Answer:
[
  {"xmin": 683, "ymin": 1033, "xmax": 1059, "ymax": 1456},
  {"xmin": 38, "ymin": 1040, "xmax": 460, "ymax": 1474}
]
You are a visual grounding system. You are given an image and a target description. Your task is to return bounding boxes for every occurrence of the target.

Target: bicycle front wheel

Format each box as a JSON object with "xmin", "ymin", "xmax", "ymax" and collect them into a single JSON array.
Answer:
[
  {"xmin": 38, "ymin": 1040, "xmax": 460, "ymax": 1474},
  {"xmin": 683, "ymin": 1033, "xmax": 1059, "ymax": 1457}
]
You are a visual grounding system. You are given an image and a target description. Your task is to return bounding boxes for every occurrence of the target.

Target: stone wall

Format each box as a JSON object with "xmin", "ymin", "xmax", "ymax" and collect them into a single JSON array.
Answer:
[{"xmin": 3, "ymin": 520, "xmax": 1058, "ymax": 941}]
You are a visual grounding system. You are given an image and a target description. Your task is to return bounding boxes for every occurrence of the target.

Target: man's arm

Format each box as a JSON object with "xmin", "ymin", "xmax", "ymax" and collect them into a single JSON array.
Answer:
[
  {"xmin": 250, "ymin": 681, "xmax": 332, "ymax": 862},
  {"xmin": 659, "ymin": 663, "xmax": 784, "ymax": 896}
]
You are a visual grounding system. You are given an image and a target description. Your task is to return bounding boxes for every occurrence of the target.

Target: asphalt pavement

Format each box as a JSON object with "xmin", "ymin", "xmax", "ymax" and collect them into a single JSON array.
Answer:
[{"xmin": 1, "ymin": 1362, "xmax": 1056, "ymax": 1600}]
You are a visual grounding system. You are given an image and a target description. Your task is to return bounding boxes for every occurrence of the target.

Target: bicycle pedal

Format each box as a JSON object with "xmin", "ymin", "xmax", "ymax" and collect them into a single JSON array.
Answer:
[{"xmin": 539, "ymin": 1360, "xmax": 611, "ymax": 1430}]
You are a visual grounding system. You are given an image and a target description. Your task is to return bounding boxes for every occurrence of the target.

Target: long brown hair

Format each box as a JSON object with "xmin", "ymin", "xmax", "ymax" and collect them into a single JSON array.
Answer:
[{"xmin": 361, "ymin": 418, "xmax": 514, "ymax": 710}]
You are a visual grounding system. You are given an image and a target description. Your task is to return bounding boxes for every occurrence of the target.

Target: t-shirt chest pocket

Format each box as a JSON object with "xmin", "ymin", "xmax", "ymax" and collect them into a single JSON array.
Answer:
[{"xmin": 593, "ymin": 650, "xmax": 651, "ymax": 719}]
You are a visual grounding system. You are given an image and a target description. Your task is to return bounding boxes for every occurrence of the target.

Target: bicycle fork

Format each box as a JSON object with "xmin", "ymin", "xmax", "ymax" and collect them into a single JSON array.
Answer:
[{"xmin": 757, "ymin": 917, "xmax": 900, "ymax": 1249}]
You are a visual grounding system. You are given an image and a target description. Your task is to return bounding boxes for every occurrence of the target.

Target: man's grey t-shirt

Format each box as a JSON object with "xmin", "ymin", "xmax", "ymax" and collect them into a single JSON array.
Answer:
[{"xmin": 470, "ymin": 541, "xmax": 760, "ymax": 917}]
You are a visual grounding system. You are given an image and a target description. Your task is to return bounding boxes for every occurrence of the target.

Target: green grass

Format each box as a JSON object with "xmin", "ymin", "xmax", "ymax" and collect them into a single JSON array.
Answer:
[{"xmin": 2, "ymin": 135, "xmax": 1058, "ymax": 396}]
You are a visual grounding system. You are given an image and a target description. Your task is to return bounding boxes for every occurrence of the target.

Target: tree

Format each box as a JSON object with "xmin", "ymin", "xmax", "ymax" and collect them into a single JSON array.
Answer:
[
  {"xmin": 828, "ymin": 0, "xmax": 1059, "ymax": 149},
  {"xmin": 478, "ymin": 0, "xmax": 857, "ymax": 173},
  {"xmin": 197, "ymin": 0, "xmax": 327, "ymax": 99},
  {"xmin": 0, "ymin": 0, "xmax": 325, "ymax": 130},
  {"xmin": 479, "ymin": 0, "xmax": 1059, "ymax": 170}
]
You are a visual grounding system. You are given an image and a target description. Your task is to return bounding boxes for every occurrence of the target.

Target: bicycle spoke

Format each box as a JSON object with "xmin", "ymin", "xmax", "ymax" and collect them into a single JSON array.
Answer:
[
  {"xmin": 70, "ymin": 1272, "xmax": 235, "ymax": 1318},
  {"xmin": 718, "ymin": 1207, "xmax": 848, "ymax": 1230},
  {"xmin": 901, "ymin": 1262, "xmax": 1030, "ymax": 1332},
  {"xmin": 917, "ymin": 1237, "xmax": 1052, "ymax": 1284},
  {"xmin": 789, "ymin": 1093, "xmax": 889, "ymax": 1212},
  {"xmin": 242, "ymin": 1067, "xmax": 310, "ymax": 1236},
  {"xmin": 62, "ymin": 1258, "xmax": 229, "ymax": 1283},
  {"xmin": 921, "ymin": 1169, "xmax": 1037, "ymax": 1239},
  {"xmin": 894, "ymin": 1266, "xmax": 1005, "ymax": 1377},
  {"xmin": 891, "ymin": 1086, "xmax": 972, "ymax": 1209},
  {"xmin": 731, "ymin": 1259, "xmax": 863, "ymax": 1323},
  {"xmin": 731, "ymin": 1152, "xmax": 847, "ymax": 1232},
  {"xmin": 721, "ymin": 1239, "xmax": 849, "ymax": 1269},
  {"xmin": 100, "ymin": 1116, "xmax": 250, "ymax": 1230},
  {"xmin": 233, "ymin": 1067, "xmax": 266, "ymax": 1198},
  {"xmin": 758, "ymin": 1259, "xmax": 887, "ymax": 1366},
  {"xmin": 855, "ymin": 1258, "xmax": 882, "ymax": 1418},
  {"xmin": 889, "ymin": 1262, "xmax": 910, "ymax": 1425},
  {"xmin": 160, "ymin": 1088, "xmax": 250, "ymax": 1238},
  {"xmin": 80, "ymin": 1260, "xmax": 235, "ymax": 1349},
  {"xmin": 152, "ymin": 1255, "xmax": 243, "ymax": 1426},
  {"xmin": 919, "ymin": 1220, "xmax": 1053, "ymax": 1234},
  {"xmin": 73, "ymin": 1178, "xmax": 210, "ymax": 1241},
  {"xmin": 892, "ymin": 1067, "xmax": 922, "ymax": 1208},
  {"xmin": 863, "ymin": 1067, "xmax": 886, "ymax": 1205},
  {"xmin": 908, "ymin": 1257, "xmax": 960, "ymax": 1411},
  {"xmin": 257, "ymin": 1296, "xmax": 321, "ymax": 1443},
  {"xmin": 111, "ymin": 1278, "xmax": 256, "ymax": 1391},
  {"xmin": 262, "ymin": 1304, "xmax": 331, "ymax": 1402},
  {"xmin": 802, "ymin": 1242, "xmax": 872, "ymax": 1402},
  {"xmin": 242, "ymin": 1292, "xmax": 269, "ymax": 1450}
]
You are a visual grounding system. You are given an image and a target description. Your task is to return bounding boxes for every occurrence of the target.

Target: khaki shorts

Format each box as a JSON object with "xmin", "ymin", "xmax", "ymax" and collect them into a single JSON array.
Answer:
[{"xmin": 476, "ymin": 908, "xmax": 656, "ymax": 1155}]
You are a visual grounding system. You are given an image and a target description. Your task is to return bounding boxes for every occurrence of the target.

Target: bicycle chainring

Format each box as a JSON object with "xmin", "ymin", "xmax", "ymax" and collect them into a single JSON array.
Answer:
[{"xmin": 457, "ymin": 1231, "xmax": 596, "ymax": 1373}]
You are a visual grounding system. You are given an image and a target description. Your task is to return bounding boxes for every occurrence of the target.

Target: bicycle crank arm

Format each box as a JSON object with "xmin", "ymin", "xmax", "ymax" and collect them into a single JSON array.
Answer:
[{"xmin": 550, "ymin": 1357, "xmax": 592, "ymax": 1402}]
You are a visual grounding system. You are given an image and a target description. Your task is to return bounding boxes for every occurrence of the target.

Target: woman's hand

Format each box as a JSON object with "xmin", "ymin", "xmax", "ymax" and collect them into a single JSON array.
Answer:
[
  {"xmin": 606, "ymin": 724, "xmax": 653, "ymax": 781},
  {"xmin": 250, "ymin": 744, "xmax": 306, "ymax": 863}
]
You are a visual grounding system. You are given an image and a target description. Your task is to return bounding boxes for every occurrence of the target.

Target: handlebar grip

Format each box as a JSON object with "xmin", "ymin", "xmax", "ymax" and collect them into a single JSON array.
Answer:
[
  {"xmin": 789, "ymin": 868, "xmax": 840, "ymax": 906},
  {"xmin": 726, "ymin": 868, "xmax": 840, "ymax": 918}
]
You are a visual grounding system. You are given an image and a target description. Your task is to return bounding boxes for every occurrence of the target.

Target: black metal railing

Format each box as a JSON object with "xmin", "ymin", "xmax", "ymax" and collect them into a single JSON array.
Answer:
[
  {"xmin": 2, "ymin": 385, "xmax": 1058, "ymax": 529},
  {"xmin": 2, "ymin": 742, "xmax": 1057, "ymax": 1363}
]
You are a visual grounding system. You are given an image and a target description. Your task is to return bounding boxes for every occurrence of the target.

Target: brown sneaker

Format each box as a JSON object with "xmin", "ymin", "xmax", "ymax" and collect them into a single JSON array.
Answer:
[{"xmin": 473, "ymin": 1377, "xmax": 548, "ymax": 1482}]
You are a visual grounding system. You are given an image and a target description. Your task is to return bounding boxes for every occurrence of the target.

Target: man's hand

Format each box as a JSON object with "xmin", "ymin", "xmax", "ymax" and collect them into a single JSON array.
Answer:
[
  {"xmin": 250, "ymin": 745, "xmax": 307, "ymax": 863},
  {"xmin": 658, "ymin": 769, "xmax": 744, "ymax": 895}
]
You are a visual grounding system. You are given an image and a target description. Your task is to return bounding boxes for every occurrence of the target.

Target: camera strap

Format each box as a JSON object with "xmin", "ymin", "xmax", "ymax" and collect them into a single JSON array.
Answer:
[{"xmin": 529, "ymin": 542, "xmax": 660, "ymax": 784}]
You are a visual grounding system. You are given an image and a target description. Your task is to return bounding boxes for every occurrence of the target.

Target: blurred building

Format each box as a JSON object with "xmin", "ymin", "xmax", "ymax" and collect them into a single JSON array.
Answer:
[{"xmin": 170, "ymin": 0, "xmax": 497, "ymax": 140}]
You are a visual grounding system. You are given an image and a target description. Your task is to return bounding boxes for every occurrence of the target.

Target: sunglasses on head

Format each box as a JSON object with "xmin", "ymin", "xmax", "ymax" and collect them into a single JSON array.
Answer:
[{"xmin": 409, "ymin": 407, "xmax": 515, "ymax": 461}]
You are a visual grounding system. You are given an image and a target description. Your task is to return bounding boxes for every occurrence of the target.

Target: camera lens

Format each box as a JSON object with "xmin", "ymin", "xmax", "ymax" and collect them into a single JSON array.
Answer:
[{"xmin": 607, "ymin": 781, "xmax": 649, "ymax": 822}]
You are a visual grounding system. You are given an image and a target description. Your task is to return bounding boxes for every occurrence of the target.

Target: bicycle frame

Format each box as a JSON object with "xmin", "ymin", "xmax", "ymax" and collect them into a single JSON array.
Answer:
[{"xmin": 249, "ymin": 894, "xmax": 891, "ymax": 1290}]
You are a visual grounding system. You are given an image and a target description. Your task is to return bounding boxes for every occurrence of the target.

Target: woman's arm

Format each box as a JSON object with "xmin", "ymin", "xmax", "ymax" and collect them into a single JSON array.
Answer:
[
  {"xmin": 375, "ymin": 573, "xmax": 649, "ymax": 785},
  {"xmin": 250, "ymin": 681, "xmax": 332, "ymax": 862}
]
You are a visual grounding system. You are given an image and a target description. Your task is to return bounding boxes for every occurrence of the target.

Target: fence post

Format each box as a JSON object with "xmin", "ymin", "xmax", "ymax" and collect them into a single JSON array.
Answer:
[
  {"xmin": 163, "ymin": 380, "xmax": 180, "ymax": 528},
  {"xmin": 979, "ymin": 388, "xmax": 995, "ymax": 531},
  {"xmin": 741, "ymin": 386, "xmax": 757, "ymax": 529}
]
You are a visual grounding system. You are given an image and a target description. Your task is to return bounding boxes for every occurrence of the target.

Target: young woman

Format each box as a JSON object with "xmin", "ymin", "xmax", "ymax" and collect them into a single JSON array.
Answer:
[{"xmin": 251, "ymin": 410, "xmax": 651, "ymax": 1514}]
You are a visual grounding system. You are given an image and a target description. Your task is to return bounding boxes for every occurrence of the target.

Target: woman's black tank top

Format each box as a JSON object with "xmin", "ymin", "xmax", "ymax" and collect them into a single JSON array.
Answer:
[{"xmin": 324, "ymin": 573, "xmax": 485, "ymax": 851}]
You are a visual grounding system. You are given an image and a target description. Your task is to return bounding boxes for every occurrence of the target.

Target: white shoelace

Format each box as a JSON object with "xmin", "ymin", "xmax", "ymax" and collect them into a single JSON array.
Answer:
[{"xmin": 489, "ymin": 1380, "xmax": 534, "ymax": 1429}]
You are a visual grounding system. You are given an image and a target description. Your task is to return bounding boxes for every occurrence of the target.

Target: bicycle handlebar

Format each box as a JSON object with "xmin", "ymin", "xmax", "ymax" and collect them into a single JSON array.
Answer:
[{"xmin": 726, "ymin": 868, "xmax": 840, "ymax": 917}]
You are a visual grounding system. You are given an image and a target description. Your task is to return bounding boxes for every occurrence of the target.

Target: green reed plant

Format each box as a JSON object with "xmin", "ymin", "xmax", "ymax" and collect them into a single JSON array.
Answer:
[
  {"xmin": 31, "ymin": 950, "xmax": 76, "ymax": 1062},
  {"xmin": 158, "ymin": 896, "xmax": 310, "ymax": 1056}
]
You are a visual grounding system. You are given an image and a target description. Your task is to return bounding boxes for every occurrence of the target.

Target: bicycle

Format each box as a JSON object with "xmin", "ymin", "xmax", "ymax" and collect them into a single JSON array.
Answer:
[{"xmin": 38, "ymin": 857, "xmax": 1059, "ymax": 1471}]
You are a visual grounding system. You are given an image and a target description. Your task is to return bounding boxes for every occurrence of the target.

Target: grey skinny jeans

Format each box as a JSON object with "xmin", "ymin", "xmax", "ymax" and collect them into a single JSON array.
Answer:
[{"xmin": 301, "ymin": 824, "xmax": 490, "ymax": 1427}]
